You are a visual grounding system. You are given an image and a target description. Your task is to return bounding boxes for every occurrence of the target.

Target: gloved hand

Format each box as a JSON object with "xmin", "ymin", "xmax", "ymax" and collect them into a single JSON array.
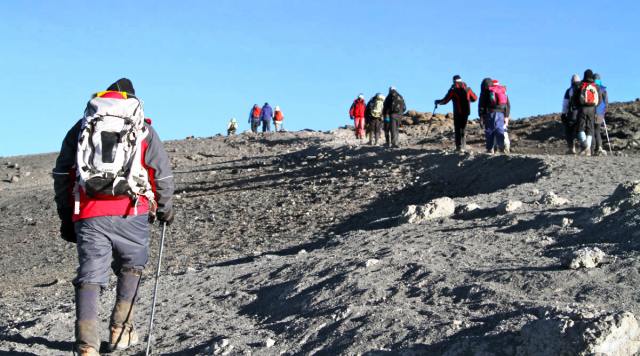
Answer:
[
  {"xmin": 157, "ymin": 209, "xmax": 174, "ymax": 226},
  {"xmin": 58, "ymin": 208, "xmax": 76, "ymax": 243}
]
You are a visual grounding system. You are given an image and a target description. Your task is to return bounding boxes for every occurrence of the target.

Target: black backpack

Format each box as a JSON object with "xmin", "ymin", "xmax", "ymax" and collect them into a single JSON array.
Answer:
[{"xmin": 391, "ymin": 92, "xmax": 406, "ymax": 114}]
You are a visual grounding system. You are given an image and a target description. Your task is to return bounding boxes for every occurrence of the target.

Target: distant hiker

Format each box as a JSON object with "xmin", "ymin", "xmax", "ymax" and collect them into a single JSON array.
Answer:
[
  {"xmin": 593, "ymin": 73, "xmax": 609, "ymax": 155},
  {"xmin": 227, "ymin": 117, "xmax": 238, "ymax": 136},
  {"xmin": 249, "ymin": 104, "xmax": 261, "ymax": 133},
  {"xmin": 571, "ymin": 69, "xmax": 601, "ymax": 156},
  {"xmin": 273, "ymin": 106, "xmax": 284, "ymax": 132},
  {"xmin": 260, "ymin": 102, "xmax": 273, "ymax": 133},
  {"xmin": 349, "ymin": 94, "xmax": 366, "ymax": 140},
  {"xmin": 479, "ymin": 78, "xmax": 510, "ymax": 154},
  {"xmin": 382, "ymin": 86, "xmax": 407, "ymax": 147},
  {"xmin": 435, "ymin": 75, "xmax": 478, "ymax": 152},
  {"xmin": 561, "ymin": 74, "xmax": 581, "ymax": 154},
  {"xmin": 52, "ymin": 78, "xmax": 175, "ymax": 356},
  {"xmin": 365, "ymin": 93, "xmax": 385, "ymax": 145}
]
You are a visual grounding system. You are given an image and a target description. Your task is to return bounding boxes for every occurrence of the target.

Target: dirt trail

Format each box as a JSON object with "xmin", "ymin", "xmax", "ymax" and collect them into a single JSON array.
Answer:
[{"xmin": 1, "ymin": 106, "xmax": 640, "ymax": 355}]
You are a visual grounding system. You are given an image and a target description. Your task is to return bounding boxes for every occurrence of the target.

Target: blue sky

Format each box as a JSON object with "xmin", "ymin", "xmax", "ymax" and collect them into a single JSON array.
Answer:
[{"xmin": 1, "ymin": 0, "xmax": 638, "ymax": 156}]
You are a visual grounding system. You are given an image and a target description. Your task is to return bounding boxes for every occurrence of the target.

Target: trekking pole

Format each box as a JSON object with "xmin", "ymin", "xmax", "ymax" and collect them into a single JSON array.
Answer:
[
  {"xmin": 602, "ymin": 118, "xmax": 613, "ymax": 154},
  {"xmin": 145, "ymin": 222, "xmax": 167, "ymax": 356},
  {"xmin": 425, "ymin": 104, "xmax": 438, "ymax": 138}
]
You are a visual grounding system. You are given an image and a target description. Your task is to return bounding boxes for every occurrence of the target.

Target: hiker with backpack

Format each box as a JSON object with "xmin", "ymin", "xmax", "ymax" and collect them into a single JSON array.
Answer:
[
  {"xmin": 349, "ymin": 94, "xmax": 367, "ymax": 140},
  {"xmin": 571, "ymin": 69, "xmax": 601, "ymax": 156},
  {"xmin": 593, "ymin": 73, "xmax": 609, "ymax": 155},
  {"xmin": 561, "ymin": 74, "xmax": 582, "ymax": 154},
  {"xmin": 478, "ymin": 78, "xmax": 511, "ymax": 154},
  {"xmin": 382, "ymin": 86, "xmax": 407, "ymax": 147},
  {"xmin": 227, "ymin": 117, "xmax": 238, "ymax": 136},
  {"xmin": 52, "ymin": 78, "xmax": 175, "ymax": 356},
  {"xmin": 435, "ymin": 75, "xmax": 478, "ymax": 152},
  {"xmin": 365, "ymin": 93, "xmax": 385, "ymax": 145},
  {"xmin": 260, "ymin": 102, "xmax": 273, "ymax": 133},
  {"xmin": 249, "ymin": 104, "xmax": 261, "ymax": 133},
  {"xmin": 273, "ymin": 106, "xmax": 284, "ymax": 132}
]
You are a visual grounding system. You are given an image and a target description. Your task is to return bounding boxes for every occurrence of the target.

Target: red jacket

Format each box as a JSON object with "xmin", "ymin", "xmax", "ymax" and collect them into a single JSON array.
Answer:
[
  {"xmin": 349, "ymin": 98, "xmax": 366, "ymax": 119},
  {"xmin": 53, "ymin": 91, "xmax": 174, "ymax": 222},
  {"xmin": 439, "ymin": 82, "xmax": 478, "ymax": 117}
]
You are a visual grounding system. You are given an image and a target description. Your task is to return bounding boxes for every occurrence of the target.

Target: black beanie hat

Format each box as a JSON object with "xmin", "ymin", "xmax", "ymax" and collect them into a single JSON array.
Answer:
[
  {"xmin": 107, "ymin": 78, "xmax": 135, "ymax": 95},
  {"xmin": 453, "ymin": 75, "xmax": 462, "ymax": 82},
  {"xmin": 583, "ymin": 69, "xmax": 594, "ymax": 81}
]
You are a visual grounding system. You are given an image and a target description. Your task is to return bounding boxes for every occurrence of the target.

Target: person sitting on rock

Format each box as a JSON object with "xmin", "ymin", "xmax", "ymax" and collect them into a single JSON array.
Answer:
[
  {"xmin": 227, "ymin": 117, "xmax": 238, "ymax": 136},
  {"xmin": 435, "ymin": 75, "xmax": 478, "ymax": 152}
]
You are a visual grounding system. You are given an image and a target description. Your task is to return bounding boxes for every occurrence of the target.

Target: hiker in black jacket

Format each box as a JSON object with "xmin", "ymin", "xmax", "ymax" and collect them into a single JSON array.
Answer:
[
  {"xmin": 571, "ymin": 69, "xmax": 602, "ymax": 156},
  {"xmin": 436, "ymin": 75, "xmax": 478, "ymax": 152},
  {"xmin": 382, "ymin": 86, "xmax": 406, "ymax": 148},
  {"xmin": 561, "ymin": 74, "xmax": 581, "ymax": 154}
]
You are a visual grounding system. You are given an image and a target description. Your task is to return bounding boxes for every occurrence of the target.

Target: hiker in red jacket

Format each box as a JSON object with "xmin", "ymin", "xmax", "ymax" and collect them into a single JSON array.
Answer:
[
  {"xmin": 53, "ymin": 78, "xmax": 174, "ymax": 356},
  {"xmin": 349, "ymin": 94, "xmax": 366, "ymax": 140},
  {"xmin": 436, "ymin": 75, "xmax": 478, "ymax": 152}
]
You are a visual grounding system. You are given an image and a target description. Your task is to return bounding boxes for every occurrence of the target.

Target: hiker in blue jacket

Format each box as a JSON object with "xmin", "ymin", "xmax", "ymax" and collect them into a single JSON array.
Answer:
[{"xmin": 260, "ymin": 103, "xmax": 273, "ymax": 133}]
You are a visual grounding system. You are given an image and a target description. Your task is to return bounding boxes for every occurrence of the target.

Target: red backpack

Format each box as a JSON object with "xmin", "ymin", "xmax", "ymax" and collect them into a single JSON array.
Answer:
[
  {"xmin": 579, "ymin": 82, "xmax": 599, "ymax": 106},
  {"xmin": 488, "ymin": 82, "xmax": 508, "ymax": 107},
  {"xmin": 252, "ymin": 106, "xmax": 261, "ymax": 118},
  {"xmin": 274, "ymin": 111, "xmax": 283, "ymax": 121}
]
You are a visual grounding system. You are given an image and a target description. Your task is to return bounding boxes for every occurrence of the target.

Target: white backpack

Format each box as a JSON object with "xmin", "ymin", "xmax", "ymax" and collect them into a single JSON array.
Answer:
[{"xmin": 74, "ymin": 94, "xmax": 155, "ymax": 214}]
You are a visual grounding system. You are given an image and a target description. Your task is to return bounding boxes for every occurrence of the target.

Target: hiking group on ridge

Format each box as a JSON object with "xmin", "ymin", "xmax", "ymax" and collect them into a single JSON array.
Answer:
[
  {"xmin": 247, "ymin": 103, "xmax": 285, "ymax": 134},
  {"xmin": 562, "ymin": 69, "xmax": 609, "ymax": 156},
  {"xmin": 349, "ymin": 86, "xmax": 406, "ymax": 147}
]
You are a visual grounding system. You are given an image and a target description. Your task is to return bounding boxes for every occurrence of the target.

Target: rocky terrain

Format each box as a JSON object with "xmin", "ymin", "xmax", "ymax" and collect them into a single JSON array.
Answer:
[{"xmin": 1, "ymin": 100, "xmax": 640, "ymax": 355}]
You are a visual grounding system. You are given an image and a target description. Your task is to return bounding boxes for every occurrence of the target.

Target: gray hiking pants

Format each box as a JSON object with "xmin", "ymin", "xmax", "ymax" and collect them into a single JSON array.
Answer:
[{"xmin": 74, "ymin": 215, "xmax": 150, "ymax": 286}]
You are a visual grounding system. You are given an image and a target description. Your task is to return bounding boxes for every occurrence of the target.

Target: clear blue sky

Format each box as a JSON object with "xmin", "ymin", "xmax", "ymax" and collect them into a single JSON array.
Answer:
[{"xmin": 1, "ymin": 0, "xmax": 638, "ymax": 156}]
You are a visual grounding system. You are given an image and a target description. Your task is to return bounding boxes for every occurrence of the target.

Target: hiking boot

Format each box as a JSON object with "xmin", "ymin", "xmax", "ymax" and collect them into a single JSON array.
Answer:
[
  {"xmin": 503, "ymin": 146, "xmax": 510, "ymax": 155},
  {"xmin": 596, "ymin": 148, "xmax": 607, "ymax": 156},
  {"xmin": 566, "ymin": 148, "xmax": 575, "ymax": 155},
  {"xmin": 109, "ymin": 325, "xmax": 139, "ymax": 351},
  {"xmin": 75, "ymin": 345, "xmax": 100, "ymax": 356},
  {"xmin": 486, "ymin": 148, "xmax": 495, "ymax": 155}
]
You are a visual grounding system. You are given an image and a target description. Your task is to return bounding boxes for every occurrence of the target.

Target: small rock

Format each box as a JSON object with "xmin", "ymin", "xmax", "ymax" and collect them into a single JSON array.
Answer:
[
  {"xmin": 10, "ymin": 175, "xmax": 20, "ymax": 183},
  {"xmin": 265, "ymin": 338, "xmax": 276, "ymax": 348},
  {"xmin": 561, "ymin": 217, "xmax": 573, "ymax": 228},
  {"xmin": 456, "ymin": 203, "xmax": 480, "ymax": 215},
  {"xmin": 297, "ymin": 249, "xmax": 308, "ymax": 255},
  {"xmin": 365, "ymin": 259, "xmax": 380, "ymax": 268},
  {"xmin": 540, "ymin": 191, "xmax": 570, "ymax": 206},
  {"xmin": 497, "ymin": 200, "xmax": 523, "ymax": 214},
  {"xmin": 186, "ymin": 267, "xmax": 197, "ymax": 273},
  {"xmin": 567, "ymin": 247, "xmax": 606, "ymax": 269}
]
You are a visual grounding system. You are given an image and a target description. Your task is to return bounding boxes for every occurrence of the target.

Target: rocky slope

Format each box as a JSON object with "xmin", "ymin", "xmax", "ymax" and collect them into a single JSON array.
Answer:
[{"xmin": 1, "ymin": 101, "xmax": 640, "ymax": 355}]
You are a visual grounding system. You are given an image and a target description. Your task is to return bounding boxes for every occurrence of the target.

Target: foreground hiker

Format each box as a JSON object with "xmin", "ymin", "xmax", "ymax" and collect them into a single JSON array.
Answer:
[
  {"xmin": 227, "ymin": 117, "xmax": 238, "ymax": 136},
  {"xmin": 349, "ymin": 94, "xmax": 366, "ymax": 140},
  {"xmin": 260, "ymin": 102, "xmax": 273, "ymax": 133},
  {"xmin": 273, "ymin": 106, "xmax": 284, "ymax": 132},
  {"xmin": 382, "ymin": 86, "xmax": 406, "ymax": 147},
  {"xmin": 572, "ymin": 69, "xmax": 601, "ymax": 155},
  {"xmin": 53, "ymin": 78, "xmax": 175, "ymax": 356},
  {"xmin": 593, "ymin": 73, "xmax": 609, "ymax": 155},
  {"xmin": 479, "ymin": 78, "xmax": 510, "ymax": 154},
  {"xmin": 435, "ymin": 75, "xmax": 478, "ymax": 152},
  {"xmin": 562, "ymin": 74, "xmax": 581, "ymax": 154},
  {"xmin": 249, "ymin": 104, "xmax": 261, "ymax": 133},
  {"xmin": 365, "ymin": 93, "xmax": 385, "ymax": 145}
]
